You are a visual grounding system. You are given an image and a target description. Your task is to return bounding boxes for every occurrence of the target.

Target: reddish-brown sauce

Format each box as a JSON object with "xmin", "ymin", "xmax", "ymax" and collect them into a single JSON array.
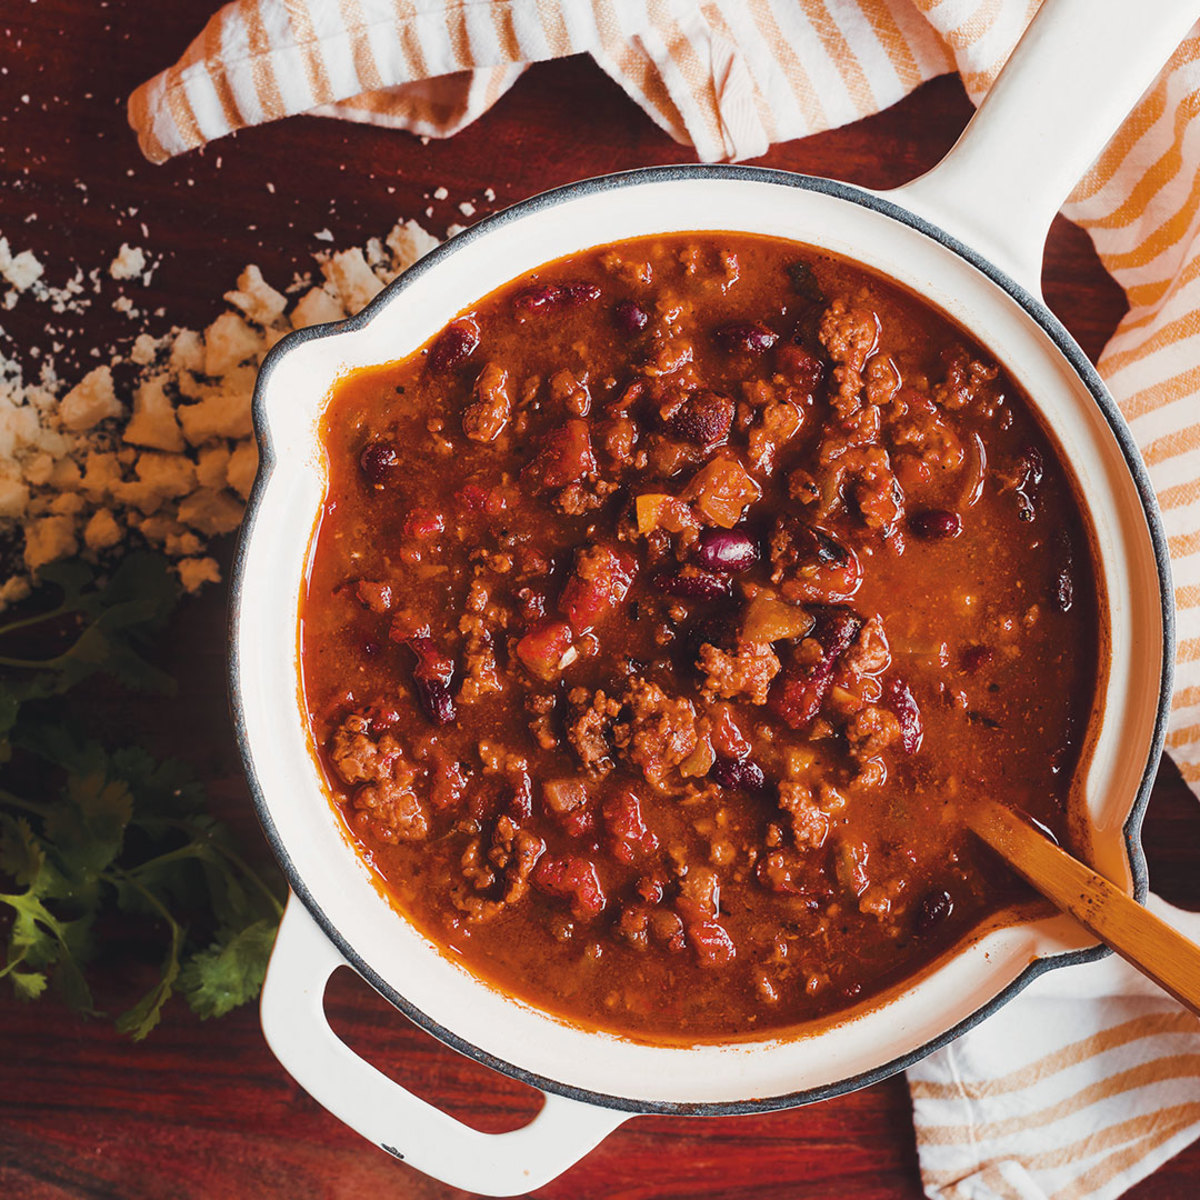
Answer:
[{"xmin": 300, "ymin": 232, "xmax": 1106, "ymax": 1040}]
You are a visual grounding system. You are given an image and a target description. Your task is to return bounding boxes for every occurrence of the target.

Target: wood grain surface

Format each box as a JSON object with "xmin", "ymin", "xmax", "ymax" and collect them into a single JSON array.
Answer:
[{"xmin": 2, "ymin": 5, "xmax": 1198, "ymax": 1198}]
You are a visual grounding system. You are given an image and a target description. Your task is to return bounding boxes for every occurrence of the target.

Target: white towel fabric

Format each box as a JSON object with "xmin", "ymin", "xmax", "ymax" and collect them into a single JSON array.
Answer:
[{"xmin": 908, "ymin": 896, "xmax": 1200, "ymax": 1200}]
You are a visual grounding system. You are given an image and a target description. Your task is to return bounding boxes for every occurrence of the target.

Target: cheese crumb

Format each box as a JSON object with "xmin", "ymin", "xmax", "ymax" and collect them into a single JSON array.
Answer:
[
  {"xmin": 224, "ymin": 264, "xmax": 287, "ymax": 327},
  {"xmin": 176, "ymin": 556, "xmax": 222, "ymax": 593},
  {"xmin": 291, "ymin": 285, "xmax": 344, "ymax": 329},
  {"xmin": 3, "ymin": 248, "xmax": 45, "ymax": 293},
  {"xmin": 24, "ymin": 514, "xmax": 79, "ymax": 570},
  {"xmin": 60, "ymin": 366, "xmax": 122, "ymax": 431},
  {"xmin": 386, "ymin": 220, "xmax": 439, "ymax": 274},
  {"xmin": 109, "ymin": 243, "xmax": 147, "ymax": 281},
  {"xmin": 321, "ymin": 248, "xmax": 383, "ymax": 315},
  {"xmin": 84, "ymin": 507, "xmax": 122, "ymax": 551},
  {"xmin": 203, "ymin": 312, "xmax": 261, "ymax": 376}
]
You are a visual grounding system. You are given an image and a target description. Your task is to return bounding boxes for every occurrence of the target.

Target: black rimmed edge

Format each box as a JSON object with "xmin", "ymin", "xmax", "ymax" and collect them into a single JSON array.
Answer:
[{"xmin": 228, "ymin": 163, "xmax": 1176, "ymax": 1119}]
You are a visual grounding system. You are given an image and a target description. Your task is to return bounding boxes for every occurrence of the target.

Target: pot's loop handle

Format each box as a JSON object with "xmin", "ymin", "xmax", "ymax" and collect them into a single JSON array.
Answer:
[
  {"xmin": 884, "ymin": 0, "xmax": 1200, "ymax": 297},
  {"xmin": 260, "ymin": 895, "xmax": 631, "ymax": 1197}
]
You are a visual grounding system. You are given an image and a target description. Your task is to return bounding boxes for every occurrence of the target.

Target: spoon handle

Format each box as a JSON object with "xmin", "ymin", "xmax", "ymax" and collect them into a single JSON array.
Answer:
[{"xmin": 968, "ymin": 800, "xmax": 1200, "ymax": 1017}]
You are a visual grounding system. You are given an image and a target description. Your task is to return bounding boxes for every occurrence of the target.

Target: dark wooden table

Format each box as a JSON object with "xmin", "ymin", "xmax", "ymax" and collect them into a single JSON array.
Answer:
[{"xmin": 2, "ymin": 5, "xmax": 1198, "ymax": 1197}]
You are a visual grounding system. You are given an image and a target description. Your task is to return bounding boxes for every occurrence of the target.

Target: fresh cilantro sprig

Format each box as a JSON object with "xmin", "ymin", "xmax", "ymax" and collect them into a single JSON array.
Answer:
[{"xmin": 0, "ymin": 553, "xmax": 284, "ymax": 1038}]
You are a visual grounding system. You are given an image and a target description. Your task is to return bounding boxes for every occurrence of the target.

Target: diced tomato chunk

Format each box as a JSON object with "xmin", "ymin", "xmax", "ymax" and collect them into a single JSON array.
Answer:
[
  {"xmin": 533, "ymin": 856, "xmax": 607, "ymax": 920},
  {"xmin": 601, "ymin": 788, "xmax": 659, "ymax": 865},
  {"xmin": 542, "ymin": 778, "xmax": 595, "ymax": 837},
  {"xmin": 403, "ymin": 507, "xmax": 445, "ymax": 539},
  {"xmin": 454, "ymin": 483, "xmax": 508, "ymax": 515},
  {"xmin": 688, "ymin": 921, "xmax": 736, "ymax": 967},
  {"xmin": 515, "ymin": 619, "xmax": 574, "ymax": 680},
  {"xmin": 559, "ymin": 543, "xmax": 638, "ymax": 635},
  {"xmin": 709, "ymin": 703, "xmax": 752, "ymax": 759},
  {"xmin": 523, "ymin": 419, "xmax": 597, "ymax": 491}
]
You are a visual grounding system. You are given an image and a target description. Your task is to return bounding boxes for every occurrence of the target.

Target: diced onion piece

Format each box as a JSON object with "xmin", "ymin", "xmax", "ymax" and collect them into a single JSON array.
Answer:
[
  {"xmin": 742, "ymin": 595, "xmax": 815, "ymax": 643},
  {"xmin": 784, "ymin": 746, "xmax": 815, "ymax": 776},
  {"xmin": 960, "ymin": 431, "xmax": 987, "ymax": 509},
  {"xmin": 683, "ymin": 457, "xmax": 761, "ymax": 528},
  {"xmin": 635, "ymin": 492, "xmax": 694, "ymax": 534},
  {"xmin": 679, "ymin": 735, "xmax": 716, "ymax": 778},
  {"xmin": 636, "ymin": 493, "xmax": 671, "ymax": 533}
]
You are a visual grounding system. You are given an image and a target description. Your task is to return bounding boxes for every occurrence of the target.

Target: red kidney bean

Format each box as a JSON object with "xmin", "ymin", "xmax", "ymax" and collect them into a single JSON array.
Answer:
[
  {"xmin": 909, "ymin": 509, "xmax": 962, "ymax": 539},
  {"xmin": 656, "ymin": 566, "xmax": 732, "ymax": 599},
  {"xmin": 359, "ymin": 440, "xmax": 399, "ymax": 485},
  {"xmin": 666, "ymin": 390, "xmax": 734, "ymax": 446},
  {"xmin": 777, "ymin": 342, "xmax": 825, "ymax": 395},
  {"xmin": 768, "ymin": 607, "xmax": 863, "ymax": 730},
  {"xmin": 427, "ymin": 317, "xmax": 480, "ymax": 373},
  {"xmin": 695, "ymin": 528, "xmax": 758, "ymax": 573},
  {"xmin": 714, "ymin": 322, "xmax": 778, "ymax": 352},
  {"xmin": 514, "ymin": 281, "xmax": 602, "ymax": 314},
  {"xmin": 711, "ymin": 754, "xmax": 766, "ymax": 792},
  {"xmin": 914, "ymin": 888, "xmax": 954, "ymax": 935},
  {"xmin": 613, "ymin": 299, "xmax": 650, "ymax": 335},
  {"xmin": 406, "ymin": 635, "xmax": 457, "ymax": 725}
]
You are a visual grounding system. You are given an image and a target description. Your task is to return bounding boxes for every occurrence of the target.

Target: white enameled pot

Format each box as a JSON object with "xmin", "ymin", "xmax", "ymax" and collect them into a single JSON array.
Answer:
[{"xmin": 231, "ymin": 0, "xmax": 1191, "ymax": 1192}]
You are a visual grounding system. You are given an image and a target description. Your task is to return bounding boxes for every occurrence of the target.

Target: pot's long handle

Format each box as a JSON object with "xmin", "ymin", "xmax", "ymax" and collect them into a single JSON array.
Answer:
[
  {"xmin": 260, "ymin": 895, "xmax": 630, "ymax": 1196},
  {"xmin": 884, "ymin": 0, "xmax": 1199, "ymax": 297}
]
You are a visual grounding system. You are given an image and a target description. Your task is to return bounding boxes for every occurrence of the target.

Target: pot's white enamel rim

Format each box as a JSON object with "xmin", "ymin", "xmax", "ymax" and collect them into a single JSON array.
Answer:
[{"xmin": 230, "ymin": 0, "xmax": 1191, "ymax": 1192}]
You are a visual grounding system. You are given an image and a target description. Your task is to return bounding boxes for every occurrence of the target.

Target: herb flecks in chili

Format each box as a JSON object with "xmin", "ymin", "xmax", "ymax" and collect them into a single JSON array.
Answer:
[{"xmin": 301, "ymin": 233, "xmax": 1104, "ymax": 1040}]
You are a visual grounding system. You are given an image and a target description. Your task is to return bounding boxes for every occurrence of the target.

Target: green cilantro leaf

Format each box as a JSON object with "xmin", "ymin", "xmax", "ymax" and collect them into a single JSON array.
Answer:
[
  {"xmin": 179, "ymin": 919, "xmax": 277, "ymax": 1020},
  {"xmin": 10, "ymin": 969, "xmax": 48, "ymax": 1000},
  {"xmin": 0, "ymin": 552, "xmax": 284, "ymax": 1036}
]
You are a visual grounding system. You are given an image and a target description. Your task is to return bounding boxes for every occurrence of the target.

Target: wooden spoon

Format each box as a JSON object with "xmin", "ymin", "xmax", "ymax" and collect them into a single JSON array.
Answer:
[{"xmin": 967, "ymin": 799, "xmax": 1200, "ymax": 1017}]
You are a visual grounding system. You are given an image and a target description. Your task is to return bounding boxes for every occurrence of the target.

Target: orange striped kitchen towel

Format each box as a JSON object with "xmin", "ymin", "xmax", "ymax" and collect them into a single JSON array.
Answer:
[
  {"xmin": 908, "ymin": 896, "xmax": 1200, "ymax": 1199},
  {"xmin": 127, "ymin": 0, "xmax": 1200, "ymax": 797}
]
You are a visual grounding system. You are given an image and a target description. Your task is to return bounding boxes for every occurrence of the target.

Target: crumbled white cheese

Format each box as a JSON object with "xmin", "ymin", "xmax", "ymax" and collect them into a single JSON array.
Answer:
[
  {"xmin": 195, "ymin": 444, "xmax": 231, "ymax": 490},
  {"xmin": 3, "ymin": 248, "xmax": 45, "ymax": 293},
  {"xmin": 321, "ymin": 249, "xmax": 383, "ymax": 315},
  {"xmin": 0, "ymin": 216, "xmax": 442, "ymax": 604},
  {"xmin": 83, "ymin": 507, "xmax": 122, "ymax": 551},
  {"xmin": 124, "ymin": 373, "xmax": 185, "ymax": 453},
  {"xmin": 226, "ymin": 438, "xmax": 259, "ymax": 499},
  {"xmin": 109, "ymin": 243, "xmax": 147, "ymax": 281},
  {"xmin": 24, "ymin": 514, "xmax": 78, "ymax": 570},
  {"xmin": 290, "ymin": 286, "xmax": 344, "ymax": 329},
  {"xmin": 176, "ymin": 555, "xmax": 222, "ymax": 593},
  {"xmin": 59, "ymin": 366, "xmax": 122, "ymax": 431},
  {"xmin": 224, "ymin": 264, "xmax": 287, "ymax": 327},
  {"xmin": 386, "ymin": 220, "xmax": 440, "ymax": 274},
  {"xmin": 203, "ymin": 311, "xmax": 261, "ymax": 376}
]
